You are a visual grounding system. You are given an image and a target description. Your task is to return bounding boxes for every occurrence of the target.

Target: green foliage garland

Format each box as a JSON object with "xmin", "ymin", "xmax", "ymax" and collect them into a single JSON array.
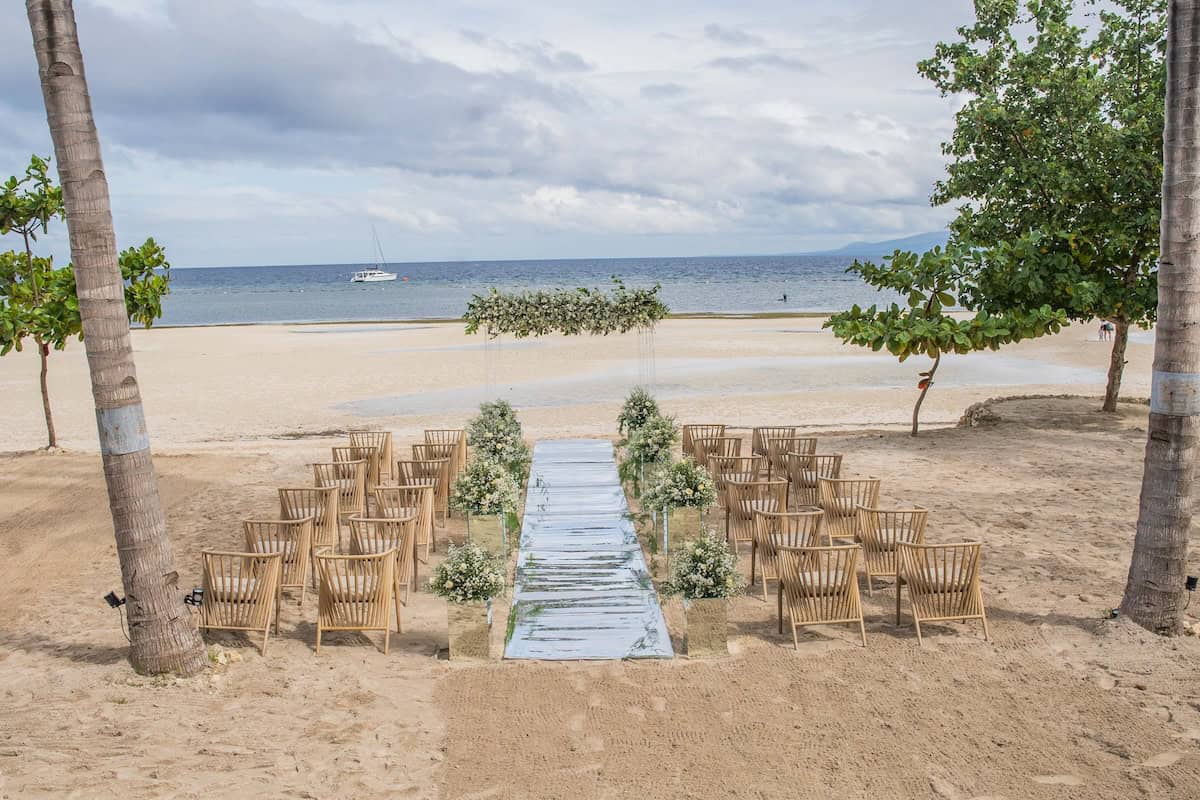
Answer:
[{"xmin": 463, "ymin": 279, "xmax": 668, "ymax": 339}]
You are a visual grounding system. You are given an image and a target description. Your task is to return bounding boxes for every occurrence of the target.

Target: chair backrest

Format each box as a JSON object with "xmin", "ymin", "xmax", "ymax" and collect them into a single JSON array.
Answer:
[
  {"xmin": 200, "ymin": 550, "xmax": 281, "ymax": 628},
  {"xmin": 243, "ymin": 518, "xmax": 313, "ymax": 588},
  {"xmin": 726, "ymin": 478, "xmax": 788, "ymax": 522},
  {"xmin": 767, "ymin": 437, "xmax": 817, "ymax": 473},
  {"xmin": 817, "ymin": 477, "xmax": 880, "ymax": 517},
  {"xmin": 753, "ymin": 508, "xmax": 824, "ymax": 551},
  {"xmin": 412, "ymin": 442, "xmax": 454, "ymax": 462},
  {"xmin": 777, "ymin": 544, "xmax": 860, "ymax": 614},
  {"xmin": 333, "ymin": 444, "xmax": 380, "ymax": 488},
  {"xmin": 857, "ymin": 507, "xmax": 928, "ymax": 558},
  {"xmin": 897, "ymin": 541, "xmax": 983, "ymax": 615},
  {"xmin": 374, "ymin": 484, "xmax": 435, "ymax": 547},
  {"xmin": 693, "ymin": 436, "xmax": 742, "ymax": 461},
  {"xmin": 349, "ymin": 515, "xmax": 418, "ymax": 585},
  {"xmin": 752, "ymin": 426, "xmax": 796, "ymax": 456},
  {"xmin": 682, "ymin": 424, "xmax": 725, "ymax": 458},
  {"xmin": 315, "ymin": 550, "xmax": 395, "ymax": 628},
  {"xmin": 786, "ymin": 453, "xmax": 844, "ymax": 488},
  {"xmin": 349, "ymin": 431, "xmax": 393, "ymax": 480},
  {"xmin": 313, "ymin": 460, "xmax": 367, "ymax": 517},
  {"xmin": 397, "ymin": 459, "xmax": 445, "ymax": 487},
  {"xmin": 278, "ymin": 486, "xmax": 339, "ymax": 549},
  {"xmin": 424, "ymin": 429, "xmax": 466, "ymax": 474}
]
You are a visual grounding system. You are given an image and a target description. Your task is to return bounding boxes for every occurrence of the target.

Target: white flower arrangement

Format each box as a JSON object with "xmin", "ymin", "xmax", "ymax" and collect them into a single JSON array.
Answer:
[
  {"xmin": 662, "ymin": 531, "xmax": 744, "ymax": 600},
  {"xmin": 625, "ymin": 413, "xmax": 679, "ymax": 466},
  {"xmin": 617, "ymin": 387, "xmax": 660, "ymax": 437},
  {"xmin": 429, "ymin": 542, "xmax": 507, "ymax": 604},
  {"xmin": 466, "ymin": 400, "xmax": 532, "ymax": 481},
  {"xmin": 641, "ymin": 458, "xmax": 717, "ymax": 511},
  {"xmin": 463, "ymin": 280, "xmax": 669, "ymax": 339},
  {"xmin": 451, "ymin": 457, "xmax": 521, "ymax": 515}
]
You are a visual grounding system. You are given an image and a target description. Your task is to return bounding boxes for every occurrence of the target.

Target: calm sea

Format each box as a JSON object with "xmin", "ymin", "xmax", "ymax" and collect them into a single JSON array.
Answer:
[{"xmin": 161, "ymin": 255, "xmax": 895, "ymax": 326}]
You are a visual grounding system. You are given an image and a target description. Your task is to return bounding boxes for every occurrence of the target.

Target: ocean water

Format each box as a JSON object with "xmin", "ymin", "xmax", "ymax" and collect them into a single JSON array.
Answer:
[{"xmin": 160, "ymin": 255, "xmax": 898, "ymax": 326}]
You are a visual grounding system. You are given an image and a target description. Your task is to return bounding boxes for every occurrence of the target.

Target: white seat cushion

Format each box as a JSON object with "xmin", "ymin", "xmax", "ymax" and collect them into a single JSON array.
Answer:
[
  {"xmin": 250, "ymin": 540, "xmax": 298, "ymax": 558},
  {"xmin": 288, "ymin": 506, "xmax": 326, "ymax": 523},
  {"xmin": 327, "ymin": 574, "xmax": 383, "ymax": 599},
  {"xmin": 794, "ymin": 571, "xmax": 848, "ymax": 594},
  {"xmin": 209, "ymin": 576, "xmax": 261, "ymax": 600}
]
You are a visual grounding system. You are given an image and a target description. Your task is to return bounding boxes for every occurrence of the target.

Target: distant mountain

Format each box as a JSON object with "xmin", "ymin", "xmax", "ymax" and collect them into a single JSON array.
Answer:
[{"xmin": 804, "ymin": 230, "xmax": 950, "ymax": 258}]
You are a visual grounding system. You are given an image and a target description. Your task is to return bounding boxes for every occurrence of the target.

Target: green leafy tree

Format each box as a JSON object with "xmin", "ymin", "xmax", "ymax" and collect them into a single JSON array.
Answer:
[
  {"xmin": 825, "ymin": 247, "xmax": 1067, "ymax": 435},
  {"xmin": 1, "ymin": 155, "xmax": 171, "ymax": 448},
  {"xmin": 919, "ymin": 0, "xmax": 1166, "ymax": 412}
]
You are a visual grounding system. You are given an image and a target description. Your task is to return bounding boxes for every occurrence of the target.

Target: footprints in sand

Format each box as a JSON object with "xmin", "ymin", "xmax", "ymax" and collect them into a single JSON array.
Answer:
[
  {"xmin": 1142, "ymin": 751, "xmax": 1184, "ymax": 768},
  {"xmin": 1032, "ymin": 774, "xmax": 1085, "ymax": 786}
]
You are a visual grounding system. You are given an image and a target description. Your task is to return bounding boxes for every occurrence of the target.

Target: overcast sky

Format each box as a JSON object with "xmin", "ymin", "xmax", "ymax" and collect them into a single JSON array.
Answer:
[{"xmin": 0, "ymin": 0, "xmax": 973, "ymax": 266}]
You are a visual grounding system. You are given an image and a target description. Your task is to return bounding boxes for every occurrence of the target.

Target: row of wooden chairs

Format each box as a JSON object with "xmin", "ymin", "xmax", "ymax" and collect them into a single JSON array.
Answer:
[
  {"xmin": 197, "ymin": 428, "xmax": 465, "ymax": 656},
  {"xmin": 747, "ymin": 507, "xmax": 988, "ymax": 647}
]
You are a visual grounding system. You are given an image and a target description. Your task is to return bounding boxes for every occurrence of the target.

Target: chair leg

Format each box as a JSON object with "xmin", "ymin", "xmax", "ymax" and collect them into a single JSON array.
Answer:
[
  {"xmin": 980, "ymin": 599, "xmax": 991, "ymax": 642},
  {"xmin": 777, "ymin": 587, "xmax": 783, "ymax": 635},
  {"xmin": 383, "ymin": 627, "xmax": 390, "ymax": 655},
  {"xmin": 791, "ymin": 623, "xmax": 799, "ymax": 650},
  {"xmin": 895, "ymin": 577, "xmax": 902, "ymax": 626},
  {"xmin": 912, "ymin": 615, "xmax": 923, "ymax": 646},
  {"xmin": 274, "ymin": 590, "xmax": 282, "ymax": 635},
  {"xmin": 749, "ymin": 543, "xmax": 757, "ymax": 587},
  {"xmin": 261, "ymin": 625, "xmax": 270, "ymax": 657},
  {"xmin": 394, "ymin": 583, "xmax": 404, "ymax": 634},
  {"xmin": 858, "ymin": 617, "xmax": 867, "ymax": 648},
  {"xmin": 315, "ymin": 627, "xmax": 322, "ymax": 655}
]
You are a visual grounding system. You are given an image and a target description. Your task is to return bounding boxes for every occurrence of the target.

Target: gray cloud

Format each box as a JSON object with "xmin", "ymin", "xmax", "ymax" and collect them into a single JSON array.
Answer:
[
  {"xmin": 703, "ymin": 23, "xmax": 765, "ymax": 47},
  {"xmin": 707, "ymin": 53, "xmax": 815, "ymax": 72},
  {"xmin": 461, "ymin": 29, "xmax": 593, "ymax": 72},
  {"xmin": 640, "ymin": 83, "xmax": 689, "ymax": 99}
]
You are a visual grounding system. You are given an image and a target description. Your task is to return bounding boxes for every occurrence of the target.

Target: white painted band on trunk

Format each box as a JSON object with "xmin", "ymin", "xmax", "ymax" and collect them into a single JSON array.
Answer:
[
  {"xmin": 1150, "ymin": 370, "xmax": 1200, "ymax": 415},
  {"xmin": 96, "ymin": 404, "xmax": 150, "ymax": 455}
]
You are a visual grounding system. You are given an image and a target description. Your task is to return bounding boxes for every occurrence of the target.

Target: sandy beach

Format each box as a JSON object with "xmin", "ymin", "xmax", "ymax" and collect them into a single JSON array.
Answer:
[{"xmin": 2, "ymin": 319, "xmax": 1198, "ymax": 799}]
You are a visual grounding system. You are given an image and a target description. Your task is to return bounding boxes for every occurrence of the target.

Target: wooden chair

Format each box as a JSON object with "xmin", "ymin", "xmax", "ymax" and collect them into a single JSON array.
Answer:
[
  {"xmin": 896, "ymin": 541, "xmax": 989, "ymax": 645},
  {"xmin": 349, "ymin": 430, "xmax": 394, "ymax": 483},
  {"xmin": 375, "ymin": 485, "xmax": 436, "ymax": 561},
  {"xmin": 243, "ymin": 518, "xmax": 313, "ymax": 621},
  {"xmin": 278, "ymin": 486, "xmax": 340, "ymax": 581},
  {"xmin": 708, "ymin": 455, "xmax": 764, "ymax": 505},
  {"xmin": 313, "ymin": 460, "xmax": 367, "ymax": 530},
  {"xmin": 199, "ymin": 551, "xmax": 282, "ymax": 655},
  {"xmin": 349, "ymin": 516, "xmax": 418, "ymax": 632},
  {"xmin": 766, "ymin": 436, "xmax": 817, "ymax": 481},
  {"xmin": 424, "ymin": 429, "xmax": 466, "ymax": 480},
  {"xmin": 750, "ymin": 508, "xmax": 823, "ymax": 601},
  {"xmin": 397, "ymin": 459, "xmax": 449, "ymax": 526},
  {"xmin": 785, "ymin": 453, "xmax": 843, "ymax": 507},
  {"xmin": 333, "ymin": 444, "xmax": 381, "ymax": 491},
  {"xmin": 725, "ymin": 478, "xmax": 788, "ymax": 554},
  {"xmin": 682, "ymin": 424, "xmax": 725, "ymax": 459},
  {"xmin": 857, "ymin": 507, "xmax": 928, "ymax": 596},
  {"xmin": 817, "ymin": 476, "xmax": 880, "ymax": 544},
  {"xmin": 752, "ymin": 426, "xmax": 796, "ymax": 457},
  {"xmin": 776, "ymin": 544, "xmax": 866, "ymax": 648},
  {"xmin": 314, "ymin": 550, "xmax": 396, "ymax": 654},
  {"xmin": 693, "ymin": 435, "xmax": 742, "ymax": 463},
  {"xmin": 410, "ymin": 446, "xmax": 454, "ymax": 519}
]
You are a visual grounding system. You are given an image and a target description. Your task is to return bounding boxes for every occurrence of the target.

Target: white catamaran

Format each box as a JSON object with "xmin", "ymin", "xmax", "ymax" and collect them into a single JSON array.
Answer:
[{"xmin": 351, "ymin": 226, "xmax": 398, "ymax": 283}]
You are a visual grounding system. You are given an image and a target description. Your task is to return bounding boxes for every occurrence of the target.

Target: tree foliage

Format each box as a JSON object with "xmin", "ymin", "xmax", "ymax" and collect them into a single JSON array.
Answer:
[
  {"xmin": 919, "ymin": 0, "xmax": 1165, "ymax": 409},
  {"xmin": 0, "ymin": 154, "xmax": 171, "ymax": 447},
  {"xmin": 463, "ymin": 279, "xmax": 668, "ymax": 338},
  {"xmin": 826, "ymin": 247, "xmax": 1067, "ymax": 434}
]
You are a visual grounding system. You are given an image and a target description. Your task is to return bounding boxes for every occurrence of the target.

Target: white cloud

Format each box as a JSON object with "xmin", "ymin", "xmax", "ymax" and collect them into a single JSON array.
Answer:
[{"xmin": 0, "ymin": 0, "xmax": 973, "ymax": 264}]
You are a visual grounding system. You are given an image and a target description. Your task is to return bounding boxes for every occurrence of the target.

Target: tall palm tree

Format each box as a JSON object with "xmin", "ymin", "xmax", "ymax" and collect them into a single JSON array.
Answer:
[
  {"xmin": 26, "ymin": 0, "xmax": 207, "ymax": 674},
  {"xmin": 1121, "ymin": 0, "xmax": 1200, "ymax": 634}
]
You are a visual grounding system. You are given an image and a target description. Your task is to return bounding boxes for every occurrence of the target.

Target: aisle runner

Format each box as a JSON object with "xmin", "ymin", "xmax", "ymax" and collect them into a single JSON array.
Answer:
[{"xmin": 504, "ymin": 439, "xmax": 674, "ymax": 660}]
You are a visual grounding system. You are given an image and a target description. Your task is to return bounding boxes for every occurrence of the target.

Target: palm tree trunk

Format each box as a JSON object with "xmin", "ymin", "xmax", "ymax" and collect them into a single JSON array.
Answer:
[
  {"xmin": 1120, "ymin": 0, "xmax": 1200, "ymax": 635},
  {"xmin": 1101, "ymin": 319, "xmax": 1130, "ymax": 413},
  {"xmin": 38, "ymin": 339, "xmax": 57, "ymax": 448},
  {"xmin": 26, "ymin": 0, "xmax": 207, "ymax": 675}
]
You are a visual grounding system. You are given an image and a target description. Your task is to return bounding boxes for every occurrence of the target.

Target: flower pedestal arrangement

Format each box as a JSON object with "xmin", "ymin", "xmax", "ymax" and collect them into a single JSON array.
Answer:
[
  {"xmin": 467, "ymin": 513, "xmax": 506, "ymax": 557},
  {"xmin": 429, "ymin": 542, "xmax": 506, "ymax": 662},
  {"xmin": 642, "ymin": 458, "xmax": 717, "ymax": 554},
  {"xmin": 684, "ymin": 598, "xmax": 728, "ymax": 658},
  {"xmin": 447, "ymin": 601, "xmax": 492, "ymax": 661},
  {"xmin": 663, "ymin": 531, "xmax": 743, "ymax": 658}
]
